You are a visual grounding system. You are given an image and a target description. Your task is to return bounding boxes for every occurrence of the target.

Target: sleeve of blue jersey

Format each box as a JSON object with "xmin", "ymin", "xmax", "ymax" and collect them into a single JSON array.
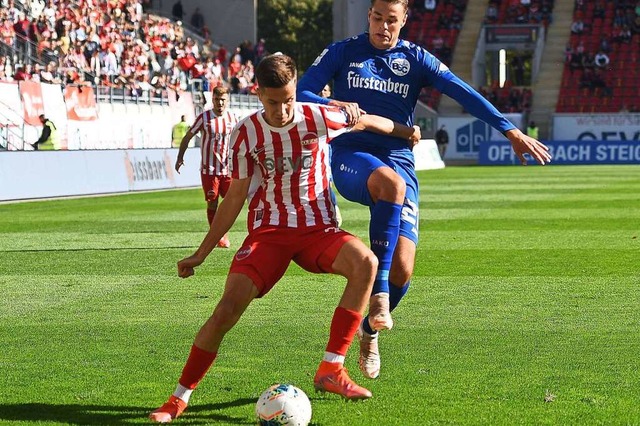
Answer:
[
  {"xmin": 439, "ymin": 74, "xmax": 516, "ymax": 134},
  {"xmin": 297, "ymin": 44, "xmax": 340, "ymax": 105}
]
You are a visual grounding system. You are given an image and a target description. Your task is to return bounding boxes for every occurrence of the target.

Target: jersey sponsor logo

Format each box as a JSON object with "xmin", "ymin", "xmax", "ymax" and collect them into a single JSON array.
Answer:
[
  {"xmin": 235, "ymin": 246, "xmax": 252, "ymax": 260},
  {"xmin": 390, "ymin": 58, "xmax": 410, "ymax": 76},
  {"xmin": 349, "ymin": 62, "xmax": 365, "ymax": 68},
  {"xmin": 312, "ymin": 48, "xmax": 328, "ymax": 66},
  {"xmin": 346, "ymin": 71, "xmax": 410, "ymax": 98},
  {"xmin": 261, "ymin": 155, "xmax": 313, "ymax": 173}
]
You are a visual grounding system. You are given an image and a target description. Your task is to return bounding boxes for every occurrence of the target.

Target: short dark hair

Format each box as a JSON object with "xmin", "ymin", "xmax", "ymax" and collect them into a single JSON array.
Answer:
[
  {"xmin": 255, "ymin": 54, "xmax": 297, "ymax": 89},
  {"xmin": 370, "ymin": 0, "xmax": 409, "ymax": 11}
]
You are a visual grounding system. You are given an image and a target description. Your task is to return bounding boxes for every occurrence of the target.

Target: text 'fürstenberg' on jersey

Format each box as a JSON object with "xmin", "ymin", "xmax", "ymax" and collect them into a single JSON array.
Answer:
[{"xmin": 346, "ymin": 71, "xmax": 410, "ymax": 98}]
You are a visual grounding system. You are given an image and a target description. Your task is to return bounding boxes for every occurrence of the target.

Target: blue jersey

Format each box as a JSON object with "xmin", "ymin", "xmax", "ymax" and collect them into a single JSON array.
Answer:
[{"xmin": 297, "ymin": 33, "xmax": 515, "ymax": 156}]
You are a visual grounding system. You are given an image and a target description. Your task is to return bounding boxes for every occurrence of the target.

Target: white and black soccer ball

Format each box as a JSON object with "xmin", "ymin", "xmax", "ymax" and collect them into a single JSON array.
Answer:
[{"xmin": 255, "ymin": 383, "xmax": 312, "ymax": 426}]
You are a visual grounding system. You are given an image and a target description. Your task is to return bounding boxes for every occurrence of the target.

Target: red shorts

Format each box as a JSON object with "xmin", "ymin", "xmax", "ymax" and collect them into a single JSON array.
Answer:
[
  {"xmin": 201, "ymin": 173, "xmax": 231, "ymax": 203},
  {"xmin": 229, "ymin": 225, "xmax": 355, "ymax": 297}
]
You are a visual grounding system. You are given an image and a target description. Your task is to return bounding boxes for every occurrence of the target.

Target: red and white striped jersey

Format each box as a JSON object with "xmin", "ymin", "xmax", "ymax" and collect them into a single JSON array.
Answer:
[
  {"xmin": 190, "ymin": 109, "xmax": 239, "ymax": 175},
  {"xmin": 230, "ymin": 102, "xmax": 351, "ymax": 231}
]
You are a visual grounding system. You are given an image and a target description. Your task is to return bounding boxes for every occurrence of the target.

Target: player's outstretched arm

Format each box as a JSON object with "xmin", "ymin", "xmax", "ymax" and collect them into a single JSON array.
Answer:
[
  {"xmin": 175, "ymin": 129, "xmax": 196, "ymax": 173},
  {"xmin": 177, "ymin": 177, "xmax": 251, "ymax": 278},
  {"xmin": 354, "ymin": 115, "xmax": 421, "ymax": 147},
  {"xmin": 504, "ymin": 128, "xmax": 552, "ymax": 165}
]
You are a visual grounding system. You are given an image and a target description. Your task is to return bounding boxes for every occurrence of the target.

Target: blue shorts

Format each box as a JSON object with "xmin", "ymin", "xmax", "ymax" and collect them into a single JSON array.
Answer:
[{"xmin": 331, "ymin": 146, "xmax": 419, "ymax": 245}]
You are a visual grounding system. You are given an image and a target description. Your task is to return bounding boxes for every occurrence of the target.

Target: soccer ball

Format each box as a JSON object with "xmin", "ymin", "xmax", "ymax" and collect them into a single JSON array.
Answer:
[{"xmin": 255, "ymin": 383, "xmax": 312, "ymax": 426}]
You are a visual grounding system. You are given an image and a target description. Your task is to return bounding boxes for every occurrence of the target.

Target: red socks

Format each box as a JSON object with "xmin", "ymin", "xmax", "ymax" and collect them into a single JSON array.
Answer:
[
  {"xmin": 177, "ymin": 309, "xmax": 359, "ymax": 389},
  {"xmin": 178, "ymin": 345, "xmax": 218, "ymax": 390},
  {"xmin": 325, "ymin": 307, "xmax": 362, "ymax": 356}
]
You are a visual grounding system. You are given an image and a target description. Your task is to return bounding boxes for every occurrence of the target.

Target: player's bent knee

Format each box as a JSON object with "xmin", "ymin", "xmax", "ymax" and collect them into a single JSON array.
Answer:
[
  {"xmin": 347, "ymin": 250, "xmax": 378, "ymax": 284},
  {"xmin": 368, "ymin": 168, "xmax": 406, "ymax": 203}
]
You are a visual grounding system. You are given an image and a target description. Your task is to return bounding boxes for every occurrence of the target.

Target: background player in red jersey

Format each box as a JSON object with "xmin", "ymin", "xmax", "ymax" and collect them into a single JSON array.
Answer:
[
  {"xmin": 175, "ymin": 86, "xmax": 239, "ymax": 248},
  {"xmin": 149, "ymin": 53, "xmax": 421, "ymax": 422}
]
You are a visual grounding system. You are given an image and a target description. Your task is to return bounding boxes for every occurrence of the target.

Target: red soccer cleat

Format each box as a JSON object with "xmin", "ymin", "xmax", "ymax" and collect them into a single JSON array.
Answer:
[
  {"xmin": 313, "ymin": 361, "xmax": 372, "ymax": 400},
  {"xmin": 149, "ymin": 395, "xmax": 188, "ymax": 423}
]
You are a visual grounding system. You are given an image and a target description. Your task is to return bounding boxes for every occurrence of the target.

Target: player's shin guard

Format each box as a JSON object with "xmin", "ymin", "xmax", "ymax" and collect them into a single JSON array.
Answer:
[
  {"xmin": 324, "ymin": 307, "xmax": 361, "ymax": 357},
  {"xmin": 369, "ymin": 200, "xmax": 401, "ymax": 296},
  {"xmin": 178, "ymin": 344, "xmax": 218, "ymax": 392},
  {"xmin": 368, "ymin": 200, "xmax": 401, "ymax": 331}
]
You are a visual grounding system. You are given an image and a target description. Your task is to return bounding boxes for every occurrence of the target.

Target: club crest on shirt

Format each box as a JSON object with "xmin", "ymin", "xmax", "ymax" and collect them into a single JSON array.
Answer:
[
  {"xmin": 301, "ymin": 133, "xmax": 319, "ymax": 151},
  {"xmin": 390, "ymin": 58, "xmax": 410, "ymax": 76},
  {"xmin": 235, "ymin": 246, "xmax": 252, "ymax": 261}
]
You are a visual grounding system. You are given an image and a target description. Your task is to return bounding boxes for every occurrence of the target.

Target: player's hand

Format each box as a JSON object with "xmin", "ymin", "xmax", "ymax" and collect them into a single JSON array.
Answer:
[
  {"xmin": 177, "ymin": 254, "xmax": 204, "ymax": 278},
  {"xmin": 504, "ymin": 129, "xmax": 552, "ymax": 165},
  {"xmin": 408, "ymin": 125, "xmax": 421, "ymax": 150},
  {"xmin": 328, "ymin": 100, "xmax": 365, "ymax": 126},
  {"xmin": 175, "ymin": 158, "xmax": 184, "ymax": 173}
]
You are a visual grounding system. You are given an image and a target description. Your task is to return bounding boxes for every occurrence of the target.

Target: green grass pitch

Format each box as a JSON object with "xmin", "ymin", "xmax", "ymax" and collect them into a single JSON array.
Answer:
[{"xmin": 0, "ymin": 165, "xmax": 639, "ymax": 425}]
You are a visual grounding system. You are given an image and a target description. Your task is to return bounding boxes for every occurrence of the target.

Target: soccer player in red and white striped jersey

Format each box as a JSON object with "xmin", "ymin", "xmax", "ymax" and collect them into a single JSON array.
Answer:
[
  {"xmin": 175, "ymin": 86, "xmax": 239, "ymax": 248},
  {"xmin": 231, "ymin": 99, "xmax": 353, "ymax": 231},
  {"xmin": 149, "ymin": 54, "xmax": 421, "ymax": 422}
]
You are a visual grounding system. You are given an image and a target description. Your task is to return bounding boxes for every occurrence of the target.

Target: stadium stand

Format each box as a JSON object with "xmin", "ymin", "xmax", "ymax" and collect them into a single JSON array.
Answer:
[
  {"xmin": 489, "ymin": 0, "xmax": 554, "ymax": 27},
  {"xmin": 404, "ymin": 0, "xmax": 559, "ymax": 114},
  {"xmin": 404, "ymin": 0, "xmax": 468, "ymax": 110},
  {"xmin": 2, "ymin": 0, "xmax": 637, "ymax": 139},
  {"xmin": 0, "ymin": 0, "xmax": 263, "ymax": 105},
  {"xmin": 557, "ymin": 0, "xmax": 640, "ymax": 113}
]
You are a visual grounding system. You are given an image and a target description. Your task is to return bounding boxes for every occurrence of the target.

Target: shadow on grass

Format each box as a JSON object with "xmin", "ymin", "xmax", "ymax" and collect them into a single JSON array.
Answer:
[{"xmin": 0, "ymin": 399, "xmax": 257, "ymax": 425}]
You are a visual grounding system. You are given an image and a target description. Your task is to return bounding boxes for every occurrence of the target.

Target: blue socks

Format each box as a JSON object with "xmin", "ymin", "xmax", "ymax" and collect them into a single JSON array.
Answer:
[
  {"xmin": 362, "ymin": 199, "xmax": 404, "ymax": 336},
  {"xmin": 389, "ymin": 280, "xmax": 410, "ymax": 312},
  {"xmin": 369, "ymin": 200, "xmax": 402, "ymax": 295}
]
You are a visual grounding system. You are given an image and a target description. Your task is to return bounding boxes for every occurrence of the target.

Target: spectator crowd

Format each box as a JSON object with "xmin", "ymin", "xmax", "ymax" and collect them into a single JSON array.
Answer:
[{"xmin": 0, "ymin": 0, "xmax": 268, "ymax": 99}]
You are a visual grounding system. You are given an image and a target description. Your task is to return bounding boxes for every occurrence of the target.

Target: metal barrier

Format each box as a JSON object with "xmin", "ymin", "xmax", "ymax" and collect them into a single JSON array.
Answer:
[{"xmin": 0, "ymin": 98, "xmax": 27, "ymax": 151}]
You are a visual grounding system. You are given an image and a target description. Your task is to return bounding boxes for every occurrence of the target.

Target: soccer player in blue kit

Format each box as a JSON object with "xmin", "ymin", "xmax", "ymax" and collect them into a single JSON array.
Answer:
[{"xmin": 297, "ymin": 0, "xmax": 552, "ymax": 379}]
